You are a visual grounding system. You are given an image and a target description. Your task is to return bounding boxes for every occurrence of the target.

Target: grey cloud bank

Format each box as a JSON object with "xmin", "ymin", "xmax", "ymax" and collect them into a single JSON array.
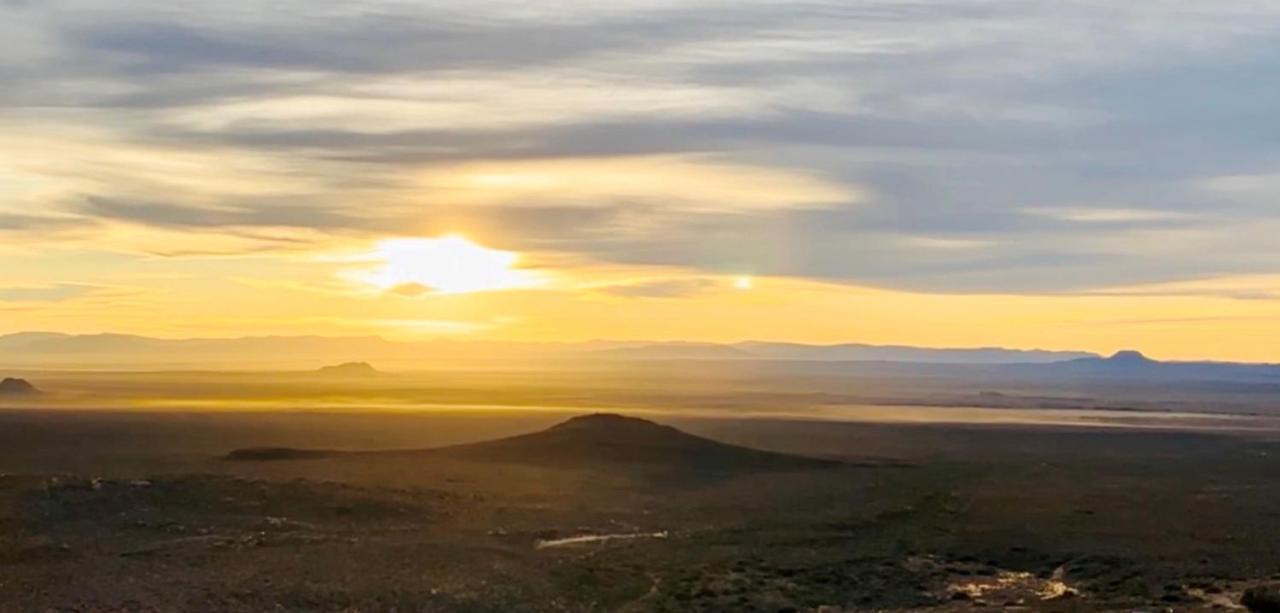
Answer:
[{"xmin": 5, "ymin": 0, "xmax": 1280, "ymax": 294}]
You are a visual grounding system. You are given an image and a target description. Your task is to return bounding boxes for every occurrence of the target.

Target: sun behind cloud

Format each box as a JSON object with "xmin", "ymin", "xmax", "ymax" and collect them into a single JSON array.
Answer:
[{"xmin": 349, "ymin": 235, "xmax": 544, "ymax": 296}]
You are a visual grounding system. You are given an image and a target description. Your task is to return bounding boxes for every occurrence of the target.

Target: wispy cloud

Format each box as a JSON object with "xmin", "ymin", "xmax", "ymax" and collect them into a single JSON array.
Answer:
[
  {"xmin": 597, "ymin": 278, "xmax": 721, "ymax": 299},
  {"xmin": 80, "ymin": 196, "xmax": 380, "ymax": 231},
  {"xmin": 0, "ymin": 283, "xmax": 99, "ymax": 302},
  {"xmin": 5, "ymin": 0, "xmax": 1280, "ymax": 295}
]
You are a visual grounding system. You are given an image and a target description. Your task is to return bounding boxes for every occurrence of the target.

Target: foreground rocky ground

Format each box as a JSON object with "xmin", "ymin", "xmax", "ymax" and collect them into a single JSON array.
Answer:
[{"xmin": 2, "ymin": 412, "xmax": 1279, "ymax": 611}]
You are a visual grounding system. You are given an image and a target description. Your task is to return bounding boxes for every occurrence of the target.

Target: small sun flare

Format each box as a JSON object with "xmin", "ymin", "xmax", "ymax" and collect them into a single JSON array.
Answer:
[{"xmin": 734, "ymin": 275, "xmax": 754, "ymax": 290}]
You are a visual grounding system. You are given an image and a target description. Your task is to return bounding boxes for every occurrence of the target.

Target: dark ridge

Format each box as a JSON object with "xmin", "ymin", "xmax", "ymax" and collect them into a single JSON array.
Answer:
[
  {"xmin": 224, "ymin": 413, "xmax": 839, "ymax": 471},
  {"xmin": 224, "ymin": 447, "xmax": 337, "ymax": 461},
  {"xmin": 0, "ymin": 377, "xmax": 39, "ymax": 395},
  {"xmin": 548, "ymin": 412, "xmax": 685, "ymax": 434}
]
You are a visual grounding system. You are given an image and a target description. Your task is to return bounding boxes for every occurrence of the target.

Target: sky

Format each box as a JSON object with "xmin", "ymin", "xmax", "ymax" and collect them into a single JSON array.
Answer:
[{"xmin": 4, "ymin": 1, "xmax": 1280, "ymax": 360}]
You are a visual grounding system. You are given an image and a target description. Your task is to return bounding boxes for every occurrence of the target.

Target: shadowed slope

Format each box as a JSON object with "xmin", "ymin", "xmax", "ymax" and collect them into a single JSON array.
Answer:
[
  {"xmin": 433, "ymin": 413, "xmax": 837, "ymax": 469},
  {"xmin": 227, "ymin": 413, "xmax": 837, "ymax": 471}
]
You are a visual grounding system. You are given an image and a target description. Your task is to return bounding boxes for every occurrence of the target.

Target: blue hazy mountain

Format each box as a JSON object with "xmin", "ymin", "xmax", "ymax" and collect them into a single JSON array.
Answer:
[
  {"xmin": 1030, "ymin": 350, "xmax": 1280, "ymax": 382},
  {"xmin": 732, "ymin": 341, "xmax": 1096, "ymax": 364},
  {"xmin": 0, "ymin": 332, "xmax": 1095, "ymax": 368},
  {"xmin": 5, "ymin": 332, "xmax": 1280, "ymax": 385}
]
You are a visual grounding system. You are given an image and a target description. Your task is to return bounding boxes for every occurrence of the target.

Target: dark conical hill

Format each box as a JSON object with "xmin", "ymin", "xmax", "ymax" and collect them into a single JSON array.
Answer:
[{"xmin": 227, "ymin": 413, "xmax": 837, "ymax": 471}]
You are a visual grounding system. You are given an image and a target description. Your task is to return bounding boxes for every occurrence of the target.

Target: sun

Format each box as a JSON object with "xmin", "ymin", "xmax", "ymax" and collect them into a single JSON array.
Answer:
[
  {"xmin": 355, "ymin": 235, "xmax": 542, "ymax": 295},
  {"xmin": 734, "ymin": 275, "xmax": 754, "ymax": 290}
]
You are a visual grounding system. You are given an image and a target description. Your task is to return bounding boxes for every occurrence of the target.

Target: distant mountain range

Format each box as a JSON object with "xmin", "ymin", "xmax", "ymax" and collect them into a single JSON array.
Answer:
[
  {"xmin": 0, "ymin": 331, "xmax": 1096, "ymax": 369},
  {"xmin": 1021, "ymin": 350, "xmax": 1280, "ymax": 382},
  {"xmin": 4, "ymin": 332, "xmax": 1280, "ymax": 384},
  {"xmin": 593, "ymin": 340, "xmax": 1095, "ymax": 363}
]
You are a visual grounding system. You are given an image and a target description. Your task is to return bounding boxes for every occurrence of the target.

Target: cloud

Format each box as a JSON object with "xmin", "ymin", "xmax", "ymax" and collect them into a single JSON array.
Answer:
[
  {"xmin": 1081, "ymin": 275, "xmax": 1280, "ymax": 302},
  {"xmin": 0, "ymin": 212, "xmax": 89, "ymax": 234},
  {"xmin": 1022, "ymin": 207, "xmax": 1197, "ymax": 224},
  {"xmin": 387, "ymin": 283, "xmax": 432, "ymax": 298},
  {"xmin": 334, "ymin": 318, "xmax": 495, "ymax": 336},
  {"xmin": 410, "ymin": 156, "xmax": 857, "ymax": 212},
  {"xmin": 80, "ymin": 196, "xmax": 375, "ymax": 230},
  {"xmin": 7, "ymin": 1, "xmax": 1280, "ymax": 293},
  {"xmin": 0, "ymin": 283, "xmax": 98, "ymax": 302},
  {"xmin": 598, "ymin": 278, "xmax": 720, "ymax": 298}
]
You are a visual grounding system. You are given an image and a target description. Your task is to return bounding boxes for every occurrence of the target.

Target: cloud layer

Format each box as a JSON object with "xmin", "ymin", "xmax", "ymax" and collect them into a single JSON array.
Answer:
[{"xmin": 6, "ymin": 1, "xmax": 1280, "ymax": 294}]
